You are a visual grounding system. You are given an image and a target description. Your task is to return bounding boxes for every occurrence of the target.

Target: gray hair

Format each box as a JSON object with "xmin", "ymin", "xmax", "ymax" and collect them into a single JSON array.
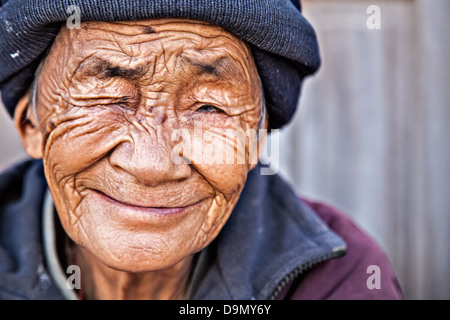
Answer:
[{"xmin": 29, "ymin": 60, "xmax": 43, "ymax": 128}]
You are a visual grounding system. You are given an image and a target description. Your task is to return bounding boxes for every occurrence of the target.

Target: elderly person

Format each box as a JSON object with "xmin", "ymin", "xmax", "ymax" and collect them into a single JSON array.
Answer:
[{"xmin": 0, "ymin": 0, "xmax": 403, "ymax": 300}]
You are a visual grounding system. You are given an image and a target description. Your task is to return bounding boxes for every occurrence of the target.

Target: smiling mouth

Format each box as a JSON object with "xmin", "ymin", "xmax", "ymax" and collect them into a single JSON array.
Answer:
[{"xmin": 92, "ymin": 189, "xmax": 204, "ymax": 216}]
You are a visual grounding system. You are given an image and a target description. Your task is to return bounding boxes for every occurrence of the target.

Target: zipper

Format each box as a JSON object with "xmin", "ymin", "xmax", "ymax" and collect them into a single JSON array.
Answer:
[{"xmin": 269, "ymin": 247, "xmax": 346, "ymax": 300}]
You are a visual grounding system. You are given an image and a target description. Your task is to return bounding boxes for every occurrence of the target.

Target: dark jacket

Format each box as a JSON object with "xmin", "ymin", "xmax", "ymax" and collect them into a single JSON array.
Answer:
[{"xmin": 0, "ymin": 159, "xmax": 404, "ymax": 300}]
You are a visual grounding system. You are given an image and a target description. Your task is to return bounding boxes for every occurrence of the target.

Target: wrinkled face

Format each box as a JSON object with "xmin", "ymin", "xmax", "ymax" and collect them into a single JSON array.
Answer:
[{"xmin": 30, "ymin": 19, "xmax": 263, "ymax": 272}]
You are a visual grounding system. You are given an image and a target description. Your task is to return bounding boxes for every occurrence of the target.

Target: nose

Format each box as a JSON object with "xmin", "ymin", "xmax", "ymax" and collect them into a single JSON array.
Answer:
[{"xmin": 109, "ymin": 129, "xmax": 191, "ymax": 187}]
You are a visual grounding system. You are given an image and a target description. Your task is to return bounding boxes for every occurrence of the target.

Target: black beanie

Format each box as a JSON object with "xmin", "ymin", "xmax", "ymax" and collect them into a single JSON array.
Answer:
[{"xmin": 0, "ymin": 0, "xmax": 320, "ymax": 129}]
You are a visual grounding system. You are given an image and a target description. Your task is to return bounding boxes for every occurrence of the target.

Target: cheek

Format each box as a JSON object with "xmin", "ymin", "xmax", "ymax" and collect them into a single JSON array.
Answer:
[
  {"xmin": 177, "ymin": 125, "xmax": 256, "ymax": 197},
  {"xmin": 196, "ymin": 164, "xmax": 248, "ymax": 199},
  {"xmin": 42, "ymin": 109, "xmax": 128, "ymax": 228},
  {"xmin": 43, "ymin": 108, "xmax": 127, "ymax": 181}
]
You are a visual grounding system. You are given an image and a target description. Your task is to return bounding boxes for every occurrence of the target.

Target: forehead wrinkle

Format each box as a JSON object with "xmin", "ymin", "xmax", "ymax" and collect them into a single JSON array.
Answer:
[{"xmin": 67, "ymin": 20, "xmax": 253, "ymax": 80}]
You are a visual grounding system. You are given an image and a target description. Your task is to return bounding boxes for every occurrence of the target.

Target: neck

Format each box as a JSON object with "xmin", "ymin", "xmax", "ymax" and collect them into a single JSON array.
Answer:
[{"xmin": 74, "ymin": 245, "xmax": 194, "ymax": 300}]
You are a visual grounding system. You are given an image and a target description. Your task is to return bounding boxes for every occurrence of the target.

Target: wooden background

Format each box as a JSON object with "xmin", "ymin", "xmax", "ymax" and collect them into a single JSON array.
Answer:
[{"xmin": 0, "ymin": 0, "xmax": 448, "ymax": 299}]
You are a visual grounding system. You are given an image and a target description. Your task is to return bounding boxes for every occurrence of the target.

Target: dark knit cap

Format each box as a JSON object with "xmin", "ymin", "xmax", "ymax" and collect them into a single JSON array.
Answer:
[{"xmin": 0, "ymin": 0, "xmax": 320, "ymax": 129}]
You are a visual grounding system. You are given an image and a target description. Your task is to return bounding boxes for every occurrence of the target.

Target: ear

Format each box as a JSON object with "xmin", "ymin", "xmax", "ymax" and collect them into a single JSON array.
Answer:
[{"xmin": 14, "ymin": 94, "xmax": 43, "ymax": 159}]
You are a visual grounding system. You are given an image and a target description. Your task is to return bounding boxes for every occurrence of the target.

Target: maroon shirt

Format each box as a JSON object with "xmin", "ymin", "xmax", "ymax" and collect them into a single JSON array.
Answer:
[{"xmin": 278, "ymin": 198, "xmax": 405, "ymax": 300}]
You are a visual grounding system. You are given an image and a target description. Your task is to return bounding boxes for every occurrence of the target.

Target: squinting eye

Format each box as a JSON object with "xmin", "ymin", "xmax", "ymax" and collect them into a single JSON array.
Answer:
[{"xmin": 197, "ymin": 104, "xmax": 225, "ymax": 114}]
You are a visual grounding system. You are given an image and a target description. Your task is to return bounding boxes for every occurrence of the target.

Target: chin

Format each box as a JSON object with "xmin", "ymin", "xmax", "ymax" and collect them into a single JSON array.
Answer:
[{"xmin": 79, "ymin": 237, "xmax": 192, "ymax": 273}]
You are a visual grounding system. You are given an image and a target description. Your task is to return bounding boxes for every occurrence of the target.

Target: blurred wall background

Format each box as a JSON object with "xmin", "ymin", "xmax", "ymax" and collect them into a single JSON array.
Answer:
[
  {"xmin": 0, "ymin": 99, "xmax": 27, "ymax": 170},
  {"xmin": 0, "ymin": 0, "xmax": 448, "ymax": 299},
  {"xmin": 276, "ymin": 0, "xmax": 450, "ymax": 299}
]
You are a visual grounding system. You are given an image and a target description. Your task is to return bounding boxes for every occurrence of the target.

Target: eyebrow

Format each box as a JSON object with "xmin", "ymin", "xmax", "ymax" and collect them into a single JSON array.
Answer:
[
  {"xmin": 74, "ymin": 55, "xmax": 245, "ymax": 82},
  {"xmin": 75, "ymin": 57, "xmax": 146, "ymax": 80},
  {"xmin": 182, "ymin": 56, "xmax": 245, "ymax": 81}
]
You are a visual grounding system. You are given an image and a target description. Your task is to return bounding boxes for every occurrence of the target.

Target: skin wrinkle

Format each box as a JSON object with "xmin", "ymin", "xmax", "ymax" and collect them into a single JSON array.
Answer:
[
  {"xmin": 74, "ymin": 27, "xmax": 250, "ymax": 83},
  {"xmin": 160, "ymin": 42, "xmax": 170, "ymax": 75},
  {"xmin": 21, "ymin": 18, "xmax": 264, "ymax": 300},
  {"xmin": 44, "ymin": 110, "xmax": 124, "ymax": 174},
  {"xmin": 68, "ymin": 52, "xmax": 98, "ymax": 85},
  {"xmin": 111, "ymin": 33, "xmax": 135, "ymax": 61}
]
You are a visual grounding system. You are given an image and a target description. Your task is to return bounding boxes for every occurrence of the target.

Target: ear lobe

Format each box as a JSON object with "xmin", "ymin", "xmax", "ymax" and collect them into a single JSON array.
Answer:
[{"xmin": 14, "ymin": 94, "xmax": 43, "ymax": 159}]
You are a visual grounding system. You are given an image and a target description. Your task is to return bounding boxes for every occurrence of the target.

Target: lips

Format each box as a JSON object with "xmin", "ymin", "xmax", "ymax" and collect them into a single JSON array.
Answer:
[{"xmin": 91, "ymin": 189, "xmax": 205, "ymax": 217}]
